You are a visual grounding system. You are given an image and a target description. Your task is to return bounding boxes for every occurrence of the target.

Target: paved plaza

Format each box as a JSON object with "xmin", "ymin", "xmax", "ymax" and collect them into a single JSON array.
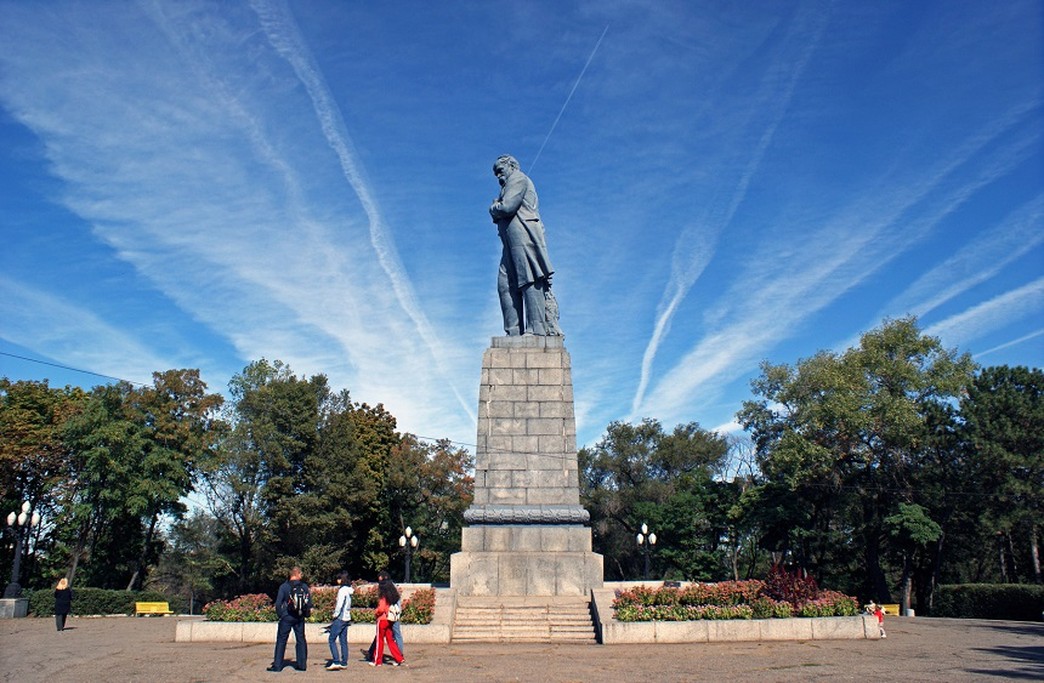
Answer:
[{"xmin": 1, "ymin": 614, "xmax": 1041, "ymax": 682}]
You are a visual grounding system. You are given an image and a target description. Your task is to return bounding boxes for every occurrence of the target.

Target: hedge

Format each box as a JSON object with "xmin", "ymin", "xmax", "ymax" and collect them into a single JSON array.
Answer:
[
  {"xmin": 27, "ymin": 587, "xmax": 188, "ymax": 616},
  {"xmin": 932, "ymin": 584, "xmax": 1044, "ymax": 621}
]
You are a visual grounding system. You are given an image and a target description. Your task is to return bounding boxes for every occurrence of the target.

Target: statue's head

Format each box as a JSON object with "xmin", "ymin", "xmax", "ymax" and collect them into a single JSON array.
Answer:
[{"xmin": 493, "ymin": 154, "xmax": 520, "ymax": 184}]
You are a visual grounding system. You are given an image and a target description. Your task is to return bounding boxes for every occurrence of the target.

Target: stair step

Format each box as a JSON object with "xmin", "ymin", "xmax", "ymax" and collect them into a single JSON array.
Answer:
[{"xmin": 451, "ymin": 597, "xmax": 597, "ymax": 644}]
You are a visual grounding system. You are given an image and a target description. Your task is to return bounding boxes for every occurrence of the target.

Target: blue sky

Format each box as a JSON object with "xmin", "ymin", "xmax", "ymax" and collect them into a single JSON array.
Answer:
[{"xmin": 1, "ymin": 0, "xmax": 1041, "ymax": 452}]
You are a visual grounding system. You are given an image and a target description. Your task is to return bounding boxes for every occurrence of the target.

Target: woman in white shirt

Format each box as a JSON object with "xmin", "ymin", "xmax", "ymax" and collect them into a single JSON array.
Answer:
[{"xmin": 326, "ymin": 571, "xmax": 354, "ymax": 670}]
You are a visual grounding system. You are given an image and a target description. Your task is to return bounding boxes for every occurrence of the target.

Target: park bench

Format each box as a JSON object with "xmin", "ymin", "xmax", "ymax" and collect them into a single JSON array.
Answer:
[
  {"xmin": 882, "ymin": 604, "xmax": 900, "ymax": 616},
  {"xmin": 135, "ymin": 601, "xmax": 173, "ymax": 616}
]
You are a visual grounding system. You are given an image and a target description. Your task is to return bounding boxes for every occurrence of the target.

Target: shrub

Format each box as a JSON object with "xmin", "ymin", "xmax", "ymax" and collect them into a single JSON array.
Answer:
[
  {"xmin": 28, "ymin": 587, "xmax": 186, "ymax": 616},
  {"xmin": 203, "ymin": 585, "xmax": 436, "ymax": 624},
  {"xmin": 612, "ymin": 578, "xmax": 858, "ymax": 622},
  {"xmin": 203, "ymin": 594, "xmax": 276, "ymax": 622},
  {"xmin": 932, "ymin": 584, "xmax": 1044, "ymax": 621},
  {"xmin": 402, "ymin": 587, "xmax": 437, "ymax": 624},
  {"xmin": 679, "ymin": 580, "xmax": 765, "ymax": 607},
  {"xmin": 750, "ymin": 597, "xmax": 793, "ymax": 619},
  {"xmin": 796, "ymin": 591, "xmax": 859, "ymax": 617},
  {"xmin": 615, "ymin": 603, "xmax": 754, "ymax": 622},
  {"xmin": 763, "ymin": 565, "xmax": 820, "ymax": 607}
]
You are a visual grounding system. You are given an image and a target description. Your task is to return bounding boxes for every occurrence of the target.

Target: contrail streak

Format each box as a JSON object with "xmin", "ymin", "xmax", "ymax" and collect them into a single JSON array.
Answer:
[
  {"xmin": 249, "ymin": 0, "xmax": 475, "ymax": 422},
  {"xmin": 530, "ymin": 24, "xmax": 609, "ymax": 172}
]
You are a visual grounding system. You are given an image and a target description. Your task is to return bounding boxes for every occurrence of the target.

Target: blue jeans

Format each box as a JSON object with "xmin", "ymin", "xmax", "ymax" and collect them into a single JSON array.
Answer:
[
  {"xmin": 273, "ymin": 616, "xmax": 307, "ymax": 671},
  {"xmin": 327, "ymin": 618, "xmax": 350, "ymax": 665}
]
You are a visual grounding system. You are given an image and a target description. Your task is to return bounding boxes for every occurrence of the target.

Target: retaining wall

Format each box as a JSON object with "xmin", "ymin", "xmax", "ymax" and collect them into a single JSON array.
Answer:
[
  {"xmin": 590, "ymin": 588, "xmax": 881, "ymax": 643},
  {"xmin": 175, "ymin": 584, "xmax": 881, "ymax": 644}
]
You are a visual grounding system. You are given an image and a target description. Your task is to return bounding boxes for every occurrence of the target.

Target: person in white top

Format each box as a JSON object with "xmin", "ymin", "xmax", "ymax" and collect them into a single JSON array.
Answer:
[{"xmin": 326, "ymin": 571, "xmax": 354, "ymax": 670}]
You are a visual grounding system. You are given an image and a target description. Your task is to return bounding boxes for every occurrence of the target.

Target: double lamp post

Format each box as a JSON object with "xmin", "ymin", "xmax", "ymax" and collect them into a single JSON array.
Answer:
[
  {"xmin": 636, "ymin": 522, "xmax": 657, "ymax": 581},
  {"xmin": 399, "ymin": 526, "xmax": 419, "ymax": 583},
  {"xmin": 5, "ymin": 501, "xmax": 41, "ymax": 599}
]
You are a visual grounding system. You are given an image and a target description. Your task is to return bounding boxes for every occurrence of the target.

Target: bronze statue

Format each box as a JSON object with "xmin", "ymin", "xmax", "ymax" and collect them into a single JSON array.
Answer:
[{"xmin": 489, "ymin": 155, "xmax": 561, "ymax": 336}]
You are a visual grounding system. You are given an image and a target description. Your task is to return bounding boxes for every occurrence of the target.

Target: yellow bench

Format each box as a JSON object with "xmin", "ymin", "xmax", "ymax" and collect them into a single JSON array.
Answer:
[
  {"xmin": 135, "ymin": 601, "xmax": 173, "ymax": 616},
  {"xmin": 882, "ymin": 603, "xmax": 900, "ymax": 616}
]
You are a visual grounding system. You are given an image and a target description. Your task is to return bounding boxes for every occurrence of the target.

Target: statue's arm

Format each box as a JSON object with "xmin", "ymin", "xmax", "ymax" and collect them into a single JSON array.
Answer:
[{"xmin": 490, "ymin": 175, "xmax": 526, "ymax": 219}]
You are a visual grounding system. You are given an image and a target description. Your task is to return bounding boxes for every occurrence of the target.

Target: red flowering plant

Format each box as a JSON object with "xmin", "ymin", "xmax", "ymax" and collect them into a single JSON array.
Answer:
[
  {"xmin": 401, "ymin": 587, "xmax": 437, "ymax": 624},
  {"xmin": 613, "ymin": 573, "xmax": 858, "ymax": 623},
  {"xmin": 203, "ymin": 582, "xmax": 437, "ymax": 624},
  {"xmin": 763, "ymin": 564, "xmax": 820, "ymax": 608},
  {"xmin": 202, "ymin": 594, "xmax": 276, "ymax": 622}
]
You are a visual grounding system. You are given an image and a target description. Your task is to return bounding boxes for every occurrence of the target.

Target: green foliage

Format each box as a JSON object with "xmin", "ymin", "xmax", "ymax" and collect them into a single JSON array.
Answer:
[
  {"xmin": 5, "ymin": 320, "xmax": 1039, "ymax": 616},
  {"xmin": 737, "ymin": 317, "xmax": 976, "ymax": 601},
  {"xmin": 611, "ymin": 581, "xmax": 858, "ymax": 622},
  {"xmin": 750, "ymin": 597, "xmax": 793, "ymax": 619},
  {"xmin": 27, "ymin": 587, "xmax": 185, "ymax": 616},
  {"xmin": 885, "ymin": 503, "xmax": 942, "ymax": 548},
  {"xmin": 932, "ymin": 584, "xmax": 1044, "ymax": 621},
  {"xmin": 960, "ymin": 366, "xmax": 1043, "ymax": 584},
  {"xmin": 580, "ymin": 419, "xmax": 733, "ymax": 581},
  {"xmin": 199, "ymin": 360, "xmax": 471, "ymax": 594}
]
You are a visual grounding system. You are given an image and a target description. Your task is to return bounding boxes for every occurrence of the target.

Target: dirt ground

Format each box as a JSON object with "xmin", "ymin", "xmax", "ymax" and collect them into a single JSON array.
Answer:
[{"xmin": 1, "ymin": 615, "xmax": 1041, "ymax": 682}]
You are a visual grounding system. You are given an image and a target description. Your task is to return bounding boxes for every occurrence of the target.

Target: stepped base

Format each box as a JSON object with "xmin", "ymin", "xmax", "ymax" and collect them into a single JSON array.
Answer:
[{"xmin": 452, "ymin": 596, "xmax": 596, "ymax": 644}]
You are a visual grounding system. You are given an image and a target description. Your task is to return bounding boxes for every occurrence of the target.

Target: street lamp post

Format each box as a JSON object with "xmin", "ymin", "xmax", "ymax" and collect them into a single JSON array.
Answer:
[
  {"xmin": 398, "ymin": 526, "xmax": 419, "ymax": 583},
  {"xmin": 4, "ymin": 501, "xmax": 41, "ymax": 599},
  {"xmin": 636, "ymin": 523, "xmax": 657, "ymax": 581}
]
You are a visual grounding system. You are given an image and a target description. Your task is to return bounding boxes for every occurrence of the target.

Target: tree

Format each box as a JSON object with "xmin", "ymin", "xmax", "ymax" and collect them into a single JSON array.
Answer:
[
  {"xmin": 885, "ymin": 502, "xmax": 942, "ymax": 614},
  {"xmin": 121, "ymin": 369, "xmax": 224, "ymax": 589},
  {"xmin": 149, "ymin": 511, "xmax": 231, "ymax": 613},
  {"xmin": 51, "ymin": 371, "xmax": 223, "ymax": 589},
  {"xmin": 202, "ymin": 359, "xmax": 416, "ymax": 591},
  {"xmin": 385, "ymin": 435, "xmax": 473, "ymax": 583},
  {"xmin": 580, "ymin": 419, "xmax": 731, "ymax": 580},
  {"xmin": 0, "ymin": 379, "xmax": 83, "ymax": 587},
  {"xmin": 202, "ymin": 359, "xmax": 311, "ymax": 592},
  {"xmin": 58, "ymin": 382, "xmax": 149, "ymax": 586},
  {"xmin": 738, "ymin": 317, "xmax": 975, "ymax": 603},
  {"xmin": 961, "ymin": 365, "xmax": 1043, "ymax": 584}
]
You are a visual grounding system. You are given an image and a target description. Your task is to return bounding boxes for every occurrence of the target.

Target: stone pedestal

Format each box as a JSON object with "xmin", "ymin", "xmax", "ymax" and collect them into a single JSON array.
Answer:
[
  {"xmin": 0, "ymin": 598, "xmax": 29, "ymax": 618},
  {"xmin": 451, "ymin": 336, "xmax": 603, "ymax": 596}
]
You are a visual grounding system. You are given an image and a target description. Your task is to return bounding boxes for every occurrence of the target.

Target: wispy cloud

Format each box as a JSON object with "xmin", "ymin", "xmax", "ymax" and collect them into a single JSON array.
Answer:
[
  {"xmin": 974, "ymin": 329, "xmax": 1044, "ymax": 359},
  {"xmin": 630, "ymin": 1, "xmax": 831, "ymax": 415},
  {"xmin": 883, "ymin": 194, "xmax": 1044, "ymax": 319},
  {"xmin": 0, "ymin": 277, "xmax": 168, "ymax": 384},
  {"xmin": 634, "ymin": 99, "xmax": 1042, "ymax": 423},
  {"xmin": 926, "ymin": 277, "xmax": 1044, "ymax": 346},
  {"xmin": 0, "ymin": 2, "xmax": 476, "ymax": 441},
  {"xmin": 249, "ymin": 0, "xmax": 474, "ymax": 423}
]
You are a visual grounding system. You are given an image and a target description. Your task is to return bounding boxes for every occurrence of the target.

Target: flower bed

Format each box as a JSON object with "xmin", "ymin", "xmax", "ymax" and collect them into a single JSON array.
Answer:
[
  {"xmin": 203, "ymin": 584, "xmax": 436, "ymax": 624},
  {"xmin": 612, "ymin": 579, "xmax": 858, "ymax": 622}
]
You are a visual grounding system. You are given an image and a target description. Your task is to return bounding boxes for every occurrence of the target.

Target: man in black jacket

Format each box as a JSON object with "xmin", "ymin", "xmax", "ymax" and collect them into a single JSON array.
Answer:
[{"xmin": 268, "ymin": 566, "xmax": 310, "ymax": 672}]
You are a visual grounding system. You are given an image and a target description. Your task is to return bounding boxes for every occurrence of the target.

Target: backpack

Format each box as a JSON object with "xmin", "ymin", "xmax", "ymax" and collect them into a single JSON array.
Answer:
[
  {"xmin": 386, "ymin": 602, "xmax": 401, "ymax": 623},
  {"xmin": 287, "ymin": 582, "xmax": 312, "ymax": 618}
]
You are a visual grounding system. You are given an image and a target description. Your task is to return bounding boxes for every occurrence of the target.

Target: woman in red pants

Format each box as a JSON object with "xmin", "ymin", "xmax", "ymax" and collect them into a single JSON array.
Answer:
[{"xmin": 370, "ymin": 579, "xmax": 405, "ymax": 666}]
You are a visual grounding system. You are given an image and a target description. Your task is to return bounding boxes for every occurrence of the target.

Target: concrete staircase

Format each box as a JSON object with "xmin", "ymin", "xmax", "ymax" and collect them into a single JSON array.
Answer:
[{"xmin": 451, "ymin": 596, "xmax": 597, "ymax": 644}]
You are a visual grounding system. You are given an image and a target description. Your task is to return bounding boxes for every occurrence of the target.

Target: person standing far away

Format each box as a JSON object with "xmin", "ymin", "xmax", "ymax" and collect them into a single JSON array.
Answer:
[
  {"xmin": 268, "ymin": 566, "xmax": 311, "ymax": 672},
  {"xmin": 54, "ymin": 577, "xmax": 72, "ymax": 632},
  {"xmin": 326, "ymin": 571, "xmax": 354, "ymax": 670},
  {"xmin": 369, "ymin": 578, "xmax": 405, "ymax": 667}
]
